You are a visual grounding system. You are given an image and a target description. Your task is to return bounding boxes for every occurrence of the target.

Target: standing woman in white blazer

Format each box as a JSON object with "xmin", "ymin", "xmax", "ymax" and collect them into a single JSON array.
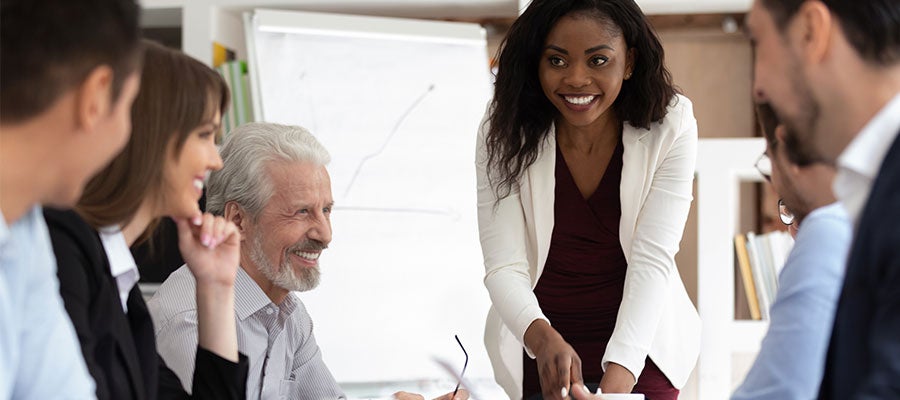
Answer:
[{"xmin": 476, "ymin": 1, "xmax": 701, "ymax": 399}]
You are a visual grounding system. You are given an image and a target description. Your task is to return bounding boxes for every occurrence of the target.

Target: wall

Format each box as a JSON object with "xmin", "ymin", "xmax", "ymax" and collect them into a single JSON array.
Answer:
[
  {"xmin": 659, "ymin": 23, "xmax": 756, "ymax": 400},
  {"xmin": 660, "ymin": 26, "xmax": 754, "ymax": 306}
]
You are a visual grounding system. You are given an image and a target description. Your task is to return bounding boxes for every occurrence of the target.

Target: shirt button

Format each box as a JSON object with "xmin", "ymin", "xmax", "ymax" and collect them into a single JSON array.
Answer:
[{"xmin": 266, "ymin": 307, "xmax": 274, "ymax": 315}]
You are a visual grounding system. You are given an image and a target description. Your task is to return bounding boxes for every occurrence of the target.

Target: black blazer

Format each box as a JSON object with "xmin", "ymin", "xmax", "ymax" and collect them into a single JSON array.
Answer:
[
  {"xmin": 818, "ymin": 131, "xmax": 900, "ymax": 399},
  {"xmin": 44, "ymin": 208, "xmax": 248, "ymax": 400}
]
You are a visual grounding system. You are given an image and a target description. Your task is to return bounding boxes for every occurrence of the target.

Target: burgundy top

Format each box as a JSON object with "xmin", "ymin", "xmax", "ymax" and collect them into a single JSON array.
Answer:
[{"xmin": 522, "ymin": 138, "xmax": 677, "ymax": 400}]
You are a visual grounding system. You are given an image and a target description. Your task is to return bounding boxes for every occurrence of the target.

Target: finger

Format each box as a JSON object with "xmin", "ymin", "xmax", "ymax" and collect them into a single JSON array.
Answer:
[
  {"xmin": 557, "ymin": 354, "xmax": 572, "ymax": 399},
  {"xmin": 190, "ymin": 212, "xmax": 202, "ymax": 227},
  {"xmin": 433, "ymin": 390, "xmax": 464, "ymax": 400},
  {"xmin": 392, "ymin": 392, "xmax": 424, "ymax": 400},
  {"xmin": 200, "ymin": 213, "xmax": 216, "ymax": 247},
  {"xmin": 221, "ymin": 220, "xmax": 240, "ymax": 245},
  {"xmin": 539, "ymin": 360, "xmax": 559, "ymax": 399},
  {"xmin": 570, "ymin": 354, "xmax": 584, "ymax": 391},
  {"xmin": 211, "ymin": 216, "xmax": 227, "ymax": 247},
  {"xmin": 569, "ymin": 383, "xmax": 594, "ymax": 400}
]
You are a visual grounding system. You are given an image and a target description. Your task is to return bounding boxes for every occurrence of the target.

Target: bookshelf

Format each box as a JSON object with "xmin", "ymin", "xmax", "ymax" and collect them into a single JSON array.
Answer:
[{"xmin": 696, "ymin": 137, "xmax": 769, "ymax": 400}]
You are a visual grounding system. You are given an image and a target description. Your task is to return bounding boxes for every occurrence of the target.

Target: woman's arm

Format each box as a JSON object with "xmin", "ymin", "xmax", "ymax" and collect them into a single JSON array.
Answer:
[
  {"xmin": 477, "ymin": 115, "xmax": 584, "ymax": 399},
  {"xmin": 601, "ymin": 98, "xmax": 699, "ymax": 392},
  {"xmin": 476, "ymin": 115, "xmax": 546, "ymax": 349},
  {"xmin": 174, "ymin": 213, "xmax": 240, "ymax": 362},
  {"xmin": 169, "ymin": 213, "xmax": 248, "ymax": 400},
  {"xmin": 150, "ymin": 268, "xmax": 249, "ymax": 399}
]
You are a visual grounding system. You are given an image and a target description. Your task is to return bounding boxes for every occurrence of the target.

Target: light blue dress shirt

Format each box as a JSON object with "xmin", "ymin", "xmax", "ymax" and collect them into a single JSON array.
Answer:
[
  {"xmin": 732, "ymin": 202, "xmax": 851, "ymax": 400},
  {"xmin": 0, "ymin": 206, "xmax": 96, "ymax": 399}
]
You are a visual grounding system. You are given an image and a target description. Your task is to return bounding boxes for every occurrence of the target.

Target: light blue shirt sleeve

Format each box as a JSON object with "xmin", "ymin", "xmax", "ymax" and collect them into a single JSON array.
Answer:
[
  {"xmin": 0, "ymin": 207, "xmax": 96, "ymax": 399},
  {"xmin": 732, "ymin": 203, "xmax": 851, "ymax": 400}
]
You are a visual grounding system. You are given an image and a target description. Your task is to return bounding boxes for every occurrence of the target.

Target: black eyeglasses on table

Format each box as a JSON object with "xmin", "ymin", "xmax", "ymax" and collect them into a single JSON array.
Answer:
[{"xmin": 452, "ymin": 334, "xmax": 468, "ymax": 398}]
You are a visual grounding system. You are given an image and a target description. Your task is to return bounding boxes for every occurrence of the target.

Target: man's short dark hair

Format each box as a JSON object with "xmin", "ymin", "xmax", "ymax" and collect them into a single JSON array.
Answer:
[
  {"xmin": 761, "ymin": 0, "xmax": 900, "ymax": 65},
  {"xmin": 0, "ymin": 0, "xmax": 142, "ymax": 124}
]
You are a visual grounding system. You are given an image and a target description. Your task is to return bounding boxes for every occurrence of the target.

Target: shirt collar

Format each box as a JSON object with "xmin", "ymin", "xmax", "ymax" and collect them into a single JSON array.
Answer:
[
  {"xmin": 98, "ymin": 226, "xmax": 140, "ymax": 312},
  {"xmin": 235, "ymin": 266, "xmax": 276, "ymax": 320},
  {"xmin": 837, "ymin": 93, "xmax": 900, "ymax": 180},
  {"xmin": 234, "ymin": 266, "xmax": 300, "ymax": 320},
  {"xmin": 805, "ymin": 201, "xmax": 847, "ymax": 221},
  {"xmin": 98, "ymin": 226, "xmax": 140, "ymax": 283},
  {"xmin": 280, "ymin": 291, "xmax": 299, "ymax": 316}
]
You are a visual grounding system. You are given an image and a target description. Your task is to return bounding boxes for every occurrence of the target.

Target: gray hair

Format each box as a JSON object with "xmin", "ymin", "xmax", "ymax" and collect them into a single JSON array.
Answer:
[{"xmin": 206, "ymin": 122, "xmax": 330, "ymax": 218}]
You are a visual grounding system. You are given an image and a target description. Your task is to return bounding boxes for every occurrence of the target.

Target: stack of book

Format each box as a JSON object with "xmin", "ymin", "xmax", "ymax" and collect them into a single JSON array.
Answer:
[
  {"xmin": 734, "ymin": 231, "xmax": 794, "ymax": 320},
  {"xmin": 212, "ymin": 42, "xmax": 253, "ymax": 136},
  {"xmin": 215, "ymin": 60, "xmax": 253, "ymax": 136}
]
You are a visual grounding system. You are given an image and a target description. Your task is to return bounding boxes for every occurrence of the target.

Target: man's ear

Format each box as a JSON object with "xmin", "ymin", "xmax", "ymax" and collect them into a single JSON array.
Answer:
[
  {"xmin": 75, "ymin": 65, "xmax": 114, "ymax": 133},
  {"xmin": 774, "ymin": 126, "xmax": 788, "ymax": 149},
  {"xmin": 792, "ymin": 1, "xmax": 833, "ymax": 65},
  {"xmin": 225, "ymin": 202, "xmax": 246, "ymax": 234}
]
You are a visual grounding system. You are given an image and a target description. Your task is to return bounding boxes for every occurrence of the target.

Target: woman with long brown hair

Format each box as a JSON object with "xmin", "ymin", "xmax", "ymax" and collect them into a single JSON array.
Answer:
[{"xmin": 45, "ymin": 40, "xmax": 248, "ymax": 399}]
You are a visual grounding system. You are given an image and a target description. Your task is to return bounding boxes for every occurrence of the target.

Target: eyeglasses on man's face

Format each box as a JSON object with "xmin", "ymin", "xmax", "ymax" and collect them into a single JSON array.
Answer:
[
  {"xmin": 757, "ymin": 152, "xmax": 794, "ymax": 225},
  {"xmin": 755, "ymin": 152, "xmax": 772, "ymax": 183},
  {"xmin": 778, "ymin": 198, "xmax": 795, "ymax": 225}
]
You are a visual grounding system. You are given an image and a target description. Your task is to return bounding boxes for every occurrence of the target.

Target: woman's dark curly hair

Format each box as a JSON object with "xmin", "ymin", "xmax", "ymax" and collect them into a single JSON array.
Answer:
[{"xmin": 485, "ymin": 0, "xmax": 677, "ymax": 199}]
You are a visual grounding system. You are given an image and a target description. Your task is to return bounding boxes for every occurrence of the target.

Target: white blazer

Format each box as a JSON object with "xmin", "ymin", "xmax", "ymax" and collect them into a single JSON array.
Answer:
[{"xmin": 476, "ymin": 94, "xmax": 701, "ymax": 399}]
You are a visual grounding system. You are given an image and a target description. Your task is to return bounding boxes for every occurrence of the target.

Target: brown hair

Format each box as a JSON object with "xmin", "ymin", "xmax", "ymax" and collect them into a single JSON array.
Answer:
[
  {"xmin": 0, "ymin": 0, "xmax": 142, "ymax": 124},
  {"xmin": 77, "ymin": 40, "xmax": 230, "ymax": 244},
  {"xmin": 761, "ymin": 0, "xmax": 900, "ymax": 65}
]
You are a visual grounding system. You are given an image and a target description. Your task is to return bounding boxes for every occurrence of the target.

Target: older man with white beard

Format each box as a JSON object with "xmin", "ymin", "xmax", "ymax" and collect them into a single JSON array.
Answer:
[
  {"xmin": 149, "ymin": 122, "xmax": 342, "ymax": 400},
  {"xmin": 149, "ymin": 123, "xmax": 467, "ymax": 400}
]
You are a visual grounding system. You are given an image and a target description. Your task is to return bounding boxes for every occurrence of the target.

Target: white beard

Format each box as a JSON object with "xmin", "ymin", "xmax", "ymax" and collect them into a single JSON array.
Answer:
[{"xmin": 248, "ymin": 232, "xmax": 320, "ymax": 292}]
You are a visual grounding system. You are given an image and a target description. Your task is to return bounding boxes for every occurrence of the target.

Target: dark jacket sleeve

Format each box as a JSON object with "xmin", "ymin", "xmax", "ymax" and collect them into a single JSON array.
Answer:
[
  {"xmin": 157, "ymin": 348, "xmax": 248, "ymax": 400},
  {"xmin": 822, "ymin": 134, "xmax": 900, "ymax": 399},
  {"xmin": 857, "ymin": 199, "xmax": 900, "ymax": 398}
]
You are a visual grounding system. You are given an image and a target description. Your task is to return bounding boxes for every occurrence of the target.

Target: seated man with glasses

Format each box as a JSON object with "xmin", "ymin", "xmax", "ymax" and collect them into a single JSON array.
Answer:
[
  {"xmin": 732, "ymin": 104, "xmax": 852, "ymax": 400},
  {"xmin": 147, "ymin": 122, "xmax": 467, "ymax": 400}
]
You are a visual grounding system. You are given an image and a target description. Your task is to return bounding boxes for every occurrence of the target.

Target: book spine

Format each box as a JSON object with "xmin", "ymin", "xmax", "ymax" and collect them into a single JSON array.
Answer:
[
  {"xmin": 734, "ymin": 234, "xmax": 762, "ymax": 320},
  {"xmin": 746, "ymin": 232, "xmax": 770, "ymax": 320}
]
